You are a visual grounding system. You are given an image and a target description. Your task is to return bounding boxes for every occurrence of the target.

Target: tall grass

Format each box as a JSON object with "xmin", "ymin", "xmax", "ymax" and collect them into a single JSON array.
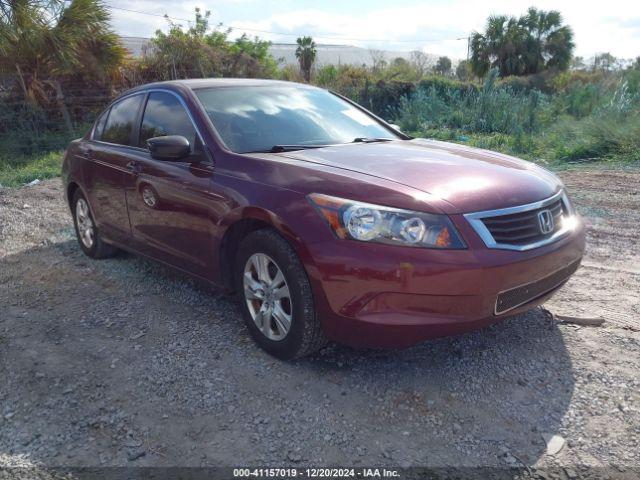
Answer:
[
  {"xmin": 0, "ymin": 151, "xmax": 63, "ymax": 187},
  {"xmin": 396, "ymin": 68, "xmax": 640, "ymax": 163},
  {"xmin": 1, "ymin": 67, "xmax": 639, "ymax": 189},
  {"xmin": 397, "ymin": 70, "xmax": 546, "ymax": 135}
]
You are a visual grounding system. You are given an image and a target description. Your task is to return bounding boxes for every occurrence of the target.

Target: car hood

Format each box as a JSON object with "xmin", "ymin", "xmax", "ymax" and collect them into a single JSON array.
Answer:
[{"xmin": 278, "ymin": 138, "xmax": 562, "ymax": 213}]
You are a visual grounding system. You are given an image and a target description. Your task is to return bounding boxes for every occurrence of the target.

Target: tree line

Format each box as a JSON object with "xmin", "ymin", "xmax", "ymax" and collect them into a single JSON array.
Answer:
[
  {"xmin": 2, "ymin": 2, "xmax": 635, "ymax": 99},
  {"xmin": 1, "ymin": 0, "xmax": 637, "ymax": 147}
]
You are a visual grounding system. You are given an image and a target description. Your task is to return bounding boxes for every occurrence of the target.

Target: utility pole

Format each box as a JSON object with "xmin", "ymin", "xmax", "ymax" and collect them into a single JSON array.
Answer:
[{"xmin": 456, "ymin": 35, "xmax": 471, "ymax": 62}]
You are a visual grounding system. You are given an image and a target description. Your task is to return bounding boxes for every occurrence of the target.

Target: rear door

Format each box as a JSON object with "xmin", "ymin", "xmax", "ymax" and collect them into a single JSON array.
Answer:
[
  {"xmin": 83, "ymin": 94, "xmax": 145, "ymax": 242},
  {"xmin": 124, "ymin": 90, "xmax": 218, "ymax": 279}
]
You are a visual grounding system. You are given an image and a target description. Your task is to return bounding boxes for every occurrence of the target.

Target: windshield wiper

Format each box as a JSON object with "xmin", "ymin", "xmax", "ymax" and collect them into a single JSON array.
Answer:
[
  {"xmin": 246, "ymin": 144, "xmax": 332, "ymax": 153},
  {"xmin": 246, "ymin": 139, "xmax": 392, "ymax": 154},
  {"xmin": 272, "ymin": 144, "xmax": 332, "ymax": 152},
  {"xmin": 351, "ymin": 137, "xmax": 394, "ymax": 143}
]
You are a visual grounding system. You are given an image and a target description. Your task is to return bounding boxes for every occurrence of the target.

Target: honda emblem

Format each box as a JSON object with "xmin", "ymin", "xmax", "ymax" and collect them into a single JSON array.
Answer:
[{"xmin": 537, "ymin": 209, "xmax": 554, "ymax": 234}]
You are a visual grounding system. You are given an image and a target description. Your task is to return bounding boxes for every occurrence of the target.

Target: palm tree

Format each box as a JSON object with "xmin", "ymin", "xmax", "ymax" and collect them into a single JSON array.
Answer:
[
  {"xmin": 470, "ymin": 8, "xmax": 573, "ymax": 77},
  {"xmin": 295, "ymin": 36, "xmax": 316, "ymax": 82},
  {"xmin": 0, "ymin": 0, "xmax": 125, "ymax": 131},
  {"xmin": 519, "ymin": 7, "xmax": 573, "ymax": 74},
  {"xmin": 471, "ymin": 15, "xmax": 525, "ymax": 77}
]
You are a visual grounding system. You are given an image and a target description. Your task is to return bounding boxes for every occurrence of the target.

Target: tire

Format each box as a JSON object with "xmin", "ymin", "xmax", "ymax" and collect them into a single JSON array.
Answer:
[
  {"xmin": 71, "ymin": 189, "xmax": 119, "ymax": 259},
  {"xmin": 235, "ymin": 229, "xmax": 327, "ymax": 359}
]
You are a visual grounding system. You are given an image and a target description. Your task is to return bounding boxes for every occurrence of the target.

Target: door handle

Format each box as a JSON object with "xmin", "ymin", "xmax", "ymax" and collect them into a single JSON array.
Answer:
[
  {"xmin": 86, "ymin": 149, "xmax": 94, "ymax": 159},
  {"xmin": 126, "ymin": 161, "xmax": 141, "ymax": 174}
]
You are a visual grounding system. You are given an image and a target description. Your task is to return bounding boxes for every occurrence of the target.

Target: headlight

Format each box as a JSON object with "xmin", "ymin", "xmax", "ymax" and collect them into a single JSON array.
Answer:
[
  {"xmin": 561, "ymin": 190, "xmax": 576, "ymax": 215},
  {"xmin": 308, "ymin": 193, "xmax": 466, "ymax": 249}
]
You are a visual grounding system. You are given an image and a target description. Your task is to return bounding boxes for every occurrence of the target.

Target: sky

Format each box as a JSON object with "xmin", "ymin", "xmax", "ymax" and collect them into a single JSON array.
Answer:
[{"xmin": 106, "ymin": 0, "xmax": 640, "ymax": 60}]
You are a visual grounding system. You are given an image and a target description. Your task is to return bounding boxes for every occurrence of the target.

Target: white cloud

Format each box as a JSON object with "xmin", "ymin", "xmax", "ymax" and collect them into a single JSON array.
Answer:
[
  {"xmin": 108, "ymin": 0, "xmax": 218, "ymax": 36},
  {"xmin": 109, "ymin": 0, "xmax": 640, "ymax": 59},
  {"xmin": 227, "ymin": 1, "xmax": 640, "ymax": 59},
  {"xmin": 227, "ymin": 6, "xmax": 472, "ymax": 56}
]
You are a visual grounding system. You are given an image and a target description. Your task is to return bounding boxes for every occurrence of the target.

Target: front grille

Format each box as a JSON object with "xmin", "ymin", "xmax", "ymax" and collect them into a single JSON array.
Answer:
[
  {"xmin": 464, "ymin": 191, "xmax": 575, "ymax": 251},
  {"xmin": 481, "ymin": 199, "xmax": 565, "ymax": 246},
  {"xmin": 495, "ymin": 259, "xmax": 581, "ymax": 315}
]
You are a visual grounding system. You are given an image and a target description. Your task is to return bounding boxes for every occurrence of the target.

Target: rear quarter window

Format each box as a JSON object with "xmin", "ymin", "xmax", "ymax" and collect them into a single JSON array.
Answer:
[
  {"xmin": 101, "ymin": 94, "xmax": 144, "ymax": 146},
  {"xmin": 92, "ymin": 110, "xmax": 109, "ymax": 140}
]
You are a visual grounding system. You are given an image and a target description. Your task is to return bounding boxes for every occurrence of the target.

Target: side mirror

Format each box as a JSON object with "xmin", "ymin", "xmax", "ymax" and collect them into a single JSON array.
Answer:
[
  {"xmin": 147, "ymin": 135, "xmax": 190, "ymax": 161},
  {"xmin": 388, "ymin": 123, "xmax": 402, "ymax": 131}
]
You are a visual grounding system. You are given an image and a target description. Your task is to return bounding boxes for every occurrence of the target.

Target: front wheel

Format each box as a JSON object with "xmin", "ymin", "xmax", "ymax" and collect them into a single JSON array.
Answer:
[{"xmin": 235, "ymin": 229, "xmax": 327, "ymax": 359}]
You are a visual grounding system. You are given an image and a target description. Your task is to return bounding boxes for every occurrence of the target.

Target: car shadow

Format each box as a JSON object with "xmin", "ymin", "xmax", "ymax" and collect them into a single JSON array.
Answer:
[
  {"xmin": 0, "ymin": 240, "xmax": 574, "ymax": 469},
  {"xmin": 301, "ymin": 309, "xmax": 572, "ymax": 466}
]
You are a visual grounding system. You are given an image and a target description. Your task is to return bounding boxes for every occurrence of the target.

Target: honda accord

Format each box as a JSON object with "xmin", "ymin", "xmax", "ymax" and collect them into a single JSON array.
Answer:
[{"xmin": 62, "ymin": 79, "xmax": 585, "ymax": 359}]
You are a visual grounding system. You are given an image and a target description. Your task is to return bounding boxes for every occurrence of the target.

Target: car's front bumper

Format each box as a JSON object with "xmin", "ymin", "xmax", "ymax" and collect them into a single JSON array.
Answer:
[{"xmin": 303, "ymin": 214, "xmax": 586, "ymax": 348}]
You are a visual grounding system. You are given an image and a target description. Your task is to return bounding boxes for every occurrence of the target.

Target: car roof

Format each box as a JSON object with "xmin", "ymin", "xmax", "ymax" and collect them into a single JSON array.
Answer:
[{"xmin": 126, "ymin": 78, "xmax": 315, "ymax": 95}]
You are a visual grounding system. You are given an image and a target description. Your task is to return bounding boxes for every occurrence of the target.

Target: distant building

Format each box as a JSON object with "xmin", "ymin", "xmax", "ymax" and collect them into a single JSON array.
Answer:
[
  {"xmin": 119, "ymin": 36, "xmax": 438, "ymax": 68},
  {"xmin": 268, "ymin": 43, "xmax": 437, "ymax": 68},
  {"xmin": 120, "ymin": 36, "xmax": 151, "ymax": 58}
]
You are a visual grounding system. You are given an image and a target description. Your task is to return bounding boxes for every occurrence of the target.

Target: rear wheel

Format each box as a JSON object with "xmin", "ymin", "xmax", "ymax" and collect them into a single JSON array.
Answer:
[
  {"xmin": 72, "ymin": 190, "xmax": 118, "ymax": 259},
  {"xmin": 235, "ymin": 229, "xmax": 327, "ymax": 359}
]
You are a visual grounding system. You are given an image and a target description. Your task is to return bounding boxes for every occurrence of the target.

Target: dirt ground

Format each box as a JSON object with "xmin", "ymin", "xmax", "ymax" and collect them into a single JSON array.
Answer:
[{"xmin": 0, "ymin": 169, "xmax": 639, "ymax": 473}]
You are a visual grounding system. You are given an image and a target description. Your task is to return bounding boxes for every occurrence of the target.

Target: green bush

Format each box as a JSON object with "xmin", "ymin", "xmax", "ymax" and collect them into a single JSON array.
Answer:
[
  {"xmin": 417, "ymin": 75, "xmax": 477, "ymax": 95},
  {"xmin": 358, "ymin": 80, "xmax": 415, "ymax": 119},
  {"xmin": 556, "ymin": 82, "xmax": 602, "ymax": 117},
  {"xmin": 497, "ymin": 73, "xmax": 555, "ymax": 93},
  {"xmin": 549, "ymin": 113, "xmax": 640, "ymax": 161},
  {"xmin": 396, "ymin": 67, "xmax": 640, "ymax": 163},
  {"xmin": 314, "ymin": 64, "xmax": 339, "ymax": 86},
  {"xmin": 397, "ymin": 69, "xmax": 548, "ymax": 135},
  {"xmin": 3, "ymin": 47, "xmax": 640, "ymax": 185},
  {"xmin": 0, "ymin": 98, "xmax": 89, "ymax": 157}
]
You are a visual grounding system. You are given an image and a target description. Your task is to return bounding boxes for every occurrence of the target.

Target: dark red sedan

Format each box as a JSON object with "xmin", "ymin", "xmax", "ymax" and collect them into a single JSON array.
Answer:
[{"xmin": 62, "ymin": 79, "xmax": 585, "ymax": 359}]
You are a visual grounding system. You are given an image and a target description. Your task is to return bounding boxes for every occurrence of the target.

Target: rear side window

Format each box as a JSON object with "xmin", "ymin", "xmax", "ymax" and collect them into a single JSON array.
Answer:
[
  {"xmin": 101, "ymin": 94, "xmax": 144, "ymax": 146},
  {"xmin": 139, "ymin": 92, "xmax": 197, "ymax": 149},
  {"xmin": 93, "ymin": 110, "xmax": 108, "ymax": 140}
]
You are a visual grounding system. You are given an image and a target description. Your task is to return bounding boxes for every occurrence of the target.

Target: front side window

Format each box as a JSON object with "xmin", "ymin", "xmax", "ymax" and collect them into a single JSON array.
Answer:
[
  {"xmin": 139, "ymin": 92, "xmax": 197, "ymax": 149},
  {"xmin": 194, "ymin": 85, "xmax": 399, "ymax": 153},
  {"xmin": 101, "ymin": 94, "xmax": 144, "ymax": 146}
]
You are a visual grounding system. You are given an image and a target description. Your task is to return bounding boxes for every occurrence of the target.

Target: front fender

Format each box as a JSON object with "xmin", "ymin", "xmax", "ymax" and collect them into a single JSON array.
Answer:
[
  {"xmin": 214, "ymin": 196, "xmax": 336, "ymax": 322},
  {"xmin": 217, "ymin": 202, "xmax": 325, "ymax": 279}
]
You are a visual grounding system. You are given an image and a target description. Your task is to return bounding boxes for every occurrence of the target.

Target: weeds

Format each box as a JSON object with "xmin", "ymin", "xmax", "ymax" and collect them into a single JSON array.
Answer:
[
  {"xmin": 398, "ymin": 68, "xmax": 640, "ymax": 163},
  {"xmin": 2, "ymin": 67, "xmax": 640, "ymax": 188},
  {"xmin": 0, "ymin": 151, "xmax": 63, "ymax": 187}
]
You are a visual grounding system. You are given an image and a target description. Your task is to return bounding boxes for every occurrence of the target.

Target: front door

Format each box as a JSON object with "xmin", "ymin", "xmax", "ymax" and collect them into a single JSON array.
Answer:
[{"xmin": 124, "ymin": 91, "xmax": 219, "ymax": 280}]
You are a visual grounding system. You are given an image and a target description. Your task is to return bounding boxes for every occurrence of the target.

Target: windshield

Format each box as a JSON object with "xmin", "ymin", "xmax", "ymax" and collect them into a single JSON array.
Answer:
[{"xmin": 194, "ymin": 85, "xmax": 399, "ymax": 153}]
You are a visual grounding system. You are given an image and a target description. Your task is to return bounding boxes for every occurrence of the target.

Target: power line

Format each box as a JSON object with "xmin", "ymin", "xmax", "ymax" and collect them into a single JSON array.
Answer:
[
  {"xmin": 107, "ymin": 5, "xmax": 463, "ymax": 45},
  {"xmin": 108, "ymin": 6, "xmax": 193, "ymax": 24}
]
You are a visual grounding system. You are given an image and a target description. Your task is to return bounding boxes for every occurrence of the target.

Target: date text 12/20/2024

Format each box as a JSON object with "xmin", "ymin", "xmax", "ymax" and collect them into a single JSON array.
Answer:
[{"xmin": 233, "ymin": 468, "xmax": 400, "ymax": 478}]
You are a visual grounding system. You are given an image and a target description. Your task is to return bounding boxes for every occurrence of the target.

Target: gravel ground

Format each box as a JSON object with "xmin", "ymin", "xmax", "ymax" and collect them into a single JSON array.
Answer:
[{"xmin": 0, "ymin": 170, "xmax": 639, "ymax": 473}]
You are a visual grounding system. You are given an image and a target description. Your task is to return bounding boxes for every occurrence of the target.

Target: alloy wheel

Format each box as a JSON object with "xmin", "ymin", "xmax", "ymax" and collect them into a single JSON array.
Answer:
[
  {"xmin": 75, "ymin": 198, "xmax": 95, "ymax": 249},
  {"xmin": 243, "ymin": 253, "xmax": 292, "ymax": 341}
]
